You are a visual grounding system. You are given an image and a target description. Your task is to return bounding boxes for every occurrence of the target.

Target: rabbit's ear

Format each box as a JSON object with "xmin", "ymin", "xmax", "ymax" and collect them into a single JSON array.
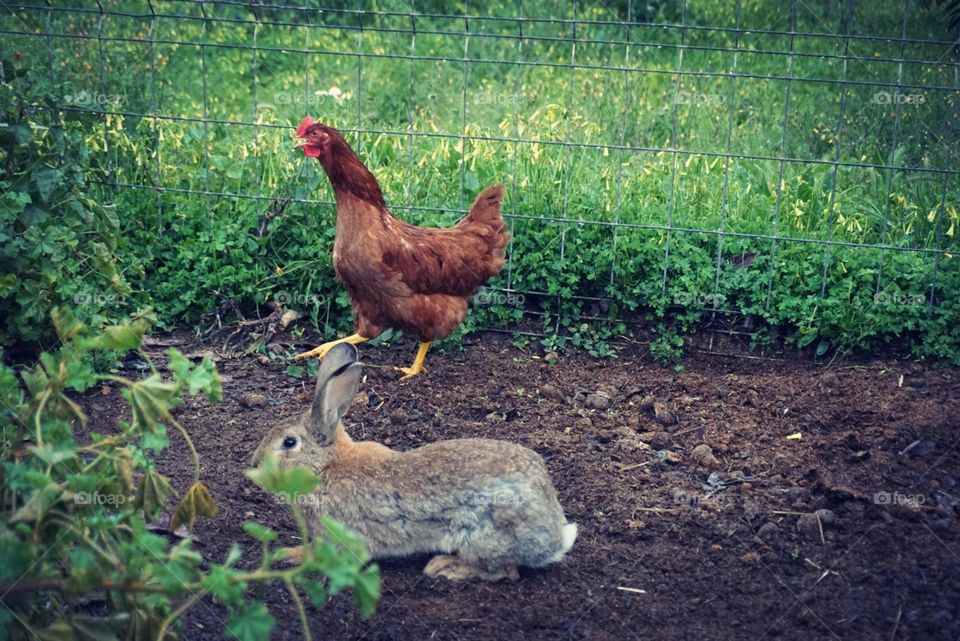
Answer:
[{"xmin": 307, "ymin": 343, "xmax": 362, "ymax": 444}]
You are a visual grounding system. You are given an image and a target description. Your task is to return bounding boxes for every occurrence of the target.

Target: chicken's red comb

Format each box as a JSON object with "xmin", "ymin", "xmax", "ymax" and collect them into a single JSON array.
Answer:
[{"xmin": 295, "ymin": 116, "xmax": 315, "ymax": 137}]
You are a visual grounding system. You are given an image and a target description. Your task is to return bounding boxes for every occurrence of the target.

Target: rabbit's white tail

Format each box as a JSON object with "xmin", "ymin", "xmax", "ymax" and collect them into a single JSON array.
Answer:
[{"xmin": 548, "ymin": 523, "xmax": 578, "ymax": 563}]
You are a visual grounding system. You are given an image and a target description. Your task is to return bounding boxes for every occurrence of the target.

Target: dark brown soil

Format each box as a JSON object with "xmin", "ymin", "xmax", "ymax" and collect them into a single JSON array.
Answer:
[{"xmin": 80, "ymin": 332, "xmax": 960, "ymax": 641}]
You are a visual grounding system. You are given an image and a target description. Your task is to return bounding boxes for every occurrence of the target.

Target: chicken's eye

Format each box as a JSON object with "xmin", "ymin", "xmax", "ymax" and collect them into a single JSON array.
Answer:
[{"xmin": 282, "ymin": 436, "xmax": 297, "ymax": 449}]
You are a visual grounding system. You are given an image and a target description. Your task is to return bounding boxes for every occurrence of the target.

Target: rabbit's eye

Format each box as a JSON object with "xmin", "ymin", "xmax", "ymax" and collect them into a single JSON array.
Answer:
[{"xmin": 282, "ymin": 436, "xmax": 297, "ymax": 449}]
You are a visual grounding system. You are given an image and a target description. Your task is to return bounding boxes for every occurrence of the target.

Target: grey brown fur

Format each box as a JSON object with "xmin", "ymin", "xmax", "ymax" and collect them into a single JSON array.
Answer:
[{"xmin": 251, "ymin": 343, "xmax": 577, "ymax": 581}]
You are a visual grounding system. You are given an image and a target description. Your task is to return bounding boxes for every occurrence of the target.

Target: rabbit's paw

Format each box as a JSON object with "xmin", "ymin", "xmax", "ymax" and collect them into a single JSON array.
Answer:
[{"xmin": 424, "ymin": 555, "xmax": 518, "ymax": 582}]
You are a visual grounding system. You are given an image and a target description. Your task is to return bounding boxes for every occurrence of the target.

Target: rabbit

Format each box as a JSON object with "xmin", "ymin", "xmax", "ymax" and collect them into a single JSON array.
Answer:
[{"xmin": 251, "ymin": 342, "xmax": 577, "ymax": 581}]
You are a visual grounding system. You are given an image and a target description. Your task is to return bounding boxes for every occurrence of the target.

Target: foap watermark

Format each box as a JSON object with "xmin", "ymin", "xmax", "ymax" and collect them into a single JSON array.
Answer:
[
  {"xmin": 473, "ymin": 492, "xmax": 524, "ymax": 508},
  {"xmin": 874, "ymin": 491, "xmax": 926, "ymax": 508},
  {"xmin": 873, "ymin": 292, "xmax": 925, "ymax": 306},
  {"xmin": 273, "ymin": 492, "xmax": 321, "ymax": 508},
  {"xmin": 273, "ymin": 87, "xmax": 353, "ymax": 106},
  {"xmin": 73, "ymin": 292, "xmax": 127, "ymax": 306},
  {"xmin": 675, "ymin": 91, "xmax": 724, "ymax": 107},
  {"xmin": 472, "ymin": 92, "xmax": 514, "ymax": 106},
  {"xmin": 673, "ymin": 292, "xmax": 726, "ymax": 307},
  {"xmin": 74, "ymin": 491, "xmax": 132, "ymax": 506},
  {"xmin": 472, "ymin": 288, "xmax": 525, "ymax": 308},
  {"xmin": 672, "ymin": 489, "xmax": 729, "ymax": 510},
  {"xmin": 64, "ymin": 90, "xmax": 124, "ymax": 107},
  {"xmin": 274, "ymin": 291, "xmax": 326, "ymax": 308},
  {"xmin": 872, "ymin": 91, "xmax": 926, "ymax": 106}
]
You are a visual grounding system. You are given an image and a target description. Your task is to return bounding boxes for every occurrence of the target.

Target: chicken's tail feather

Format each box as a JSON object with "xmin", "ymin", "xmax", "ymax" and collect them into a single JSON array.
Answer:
[{"xmin": 461, "ymin": 184, "xmax": 511, "ymax": 251}]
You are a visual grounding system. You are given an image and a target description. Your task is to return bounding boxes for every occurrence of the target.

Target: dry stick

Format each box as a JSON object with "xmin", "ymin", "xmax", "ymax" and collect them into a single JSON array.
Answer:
[
  {"xmin": 804, "ymin": 558, "xmax": 840, "ymax": 580},
  {"xmin": 890, "ymin": 605, "xmax": 902, "ymax": 641},
  {"xmin": 619, "ymin": 461, "xmax": 654, "ymax": 472},
  {"xmin": 672, "ymin": 423, "xmax": 706, "ymax": 438},
  {"xmin": 634, "ymin": 507, "xmax": 681, "ymax": 514},
  {"xmin": 616, "ymin": 586, "xmax": 647, "ymax": 594}
]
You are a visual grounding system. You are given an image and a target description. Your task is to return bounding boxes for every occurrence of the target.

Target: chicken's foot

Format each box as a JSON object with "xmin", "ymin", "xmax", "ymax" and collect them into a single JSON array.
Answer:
[
  {"xmin": 396, "ymin": 341, "xmax": 431, "ymax": 380},
  {"xmin": 292, "ymin": 333, "xmax": 369, "ymax": 362}
]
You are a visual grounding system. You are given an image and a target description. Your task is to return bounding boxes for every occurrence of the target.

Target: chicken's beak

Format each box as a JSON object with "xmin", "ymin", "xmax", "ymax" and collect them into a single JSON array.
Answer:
[{"xmin": 293, "ymin": 139, "xmax": 307, "ymax": 148}]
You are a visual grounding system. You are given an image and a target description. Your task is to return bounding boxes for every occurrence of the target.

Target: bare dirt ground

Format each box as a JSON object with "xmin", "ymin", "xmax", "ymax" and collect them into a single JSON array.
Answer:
[{"xmin": 80, "ymin": 331, "xmax": 960, "ymax": 641}]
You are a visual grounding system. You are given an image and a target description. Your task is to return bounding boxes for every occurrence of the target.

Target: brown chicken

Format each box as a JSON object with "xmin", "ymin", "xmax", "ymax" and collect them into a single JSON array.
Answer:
[{"xmin": 291, "ymin": 117, "xmax": 511, "ymax": 379}]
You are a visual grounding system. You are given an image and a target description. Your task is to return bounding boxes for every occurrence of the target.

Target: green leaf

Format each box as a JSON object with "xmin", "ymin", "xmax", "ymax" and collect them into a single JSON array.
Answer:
[
  {"xmin": 29, "ymin": 443, "xmax": 77, "ymax": 466},
  {"xmin": 64, "ymin": 359, "xmax": 96, "ymax": 392},
  {"xmin": 167, "ymin": 349, "xmax": 191, "ymax": 382},
  {"xmin": 153, "ymin": 539, "xmax": 203, "ymax": 593},
  {"xmin": 0, "ymin": 536, "xmax": 35, "ymax": 583},
  {"xmin": 0, "ymin": 189, "xmax": 30, "ymax": 217},
  {"xmin": 224, "ymin": 543, "xmax": 243, "ymax": 567},
  {"xmin": 65, "ymin": 473, "xmax": 100, "ymax": 493},
  {"xmin": 298, "ymin": 575, "xmax": 328, "ymax": 608},
  {"xmin": 65, "ymin": 548, "xmax": 100, "ymax": 593},
  {"xmin": 67, "ymin": 547, "xmax": 97, "ymax": 571},
  {"xmin": 32, "ymin": 167, "xmax": 62, "ymax": 203},
  {"xmin": 141, "ymin": 423, "xmax": 169, "ymax": 453},
  {"xmin": 0, "ymin": 363, "xmax": 23, "ymax": 416},
  {"xmin": 10, "ymin": 482, "xmax": 63, "ymax": 523},
  {"xmin": 246, "ymin": 458, "xmax": 320, "ymax": 497},
  {"xmin": 226, "ymin": 602, "xmax": 275, "ymax": 641},
  {"xmin": 131, "ymin": 517, "xmax": 169, "ymax": 558},
  {"xmin": 796, "ymin": 332, "xmax": 817, "ymax": 349},
  {"xmin": 125, "ymin": 374, "xmax": 178, "ymax": 432},
  {"xmin": 320, "ymin": 517, "xmax": 361, "ymax": 546},
  {"xmin": 242, "ymin": 521, "xmax": 278, "ymax": 545},
  {"xmin": 22, "ymin": 364, "xmax": 50, "ymax": 398},
  {"xmin": 354, "ymin": 564, "xmax": 381, "ymax": 619},
  {"xmin": 285, "ymin": 364, "xmax": 305, "ymax": 379},
  {"xmin": 51, "ymin": 307, "xmax": 86, "ymax": 342},
  {"xmin": 86, "ymin": 320, "xmax": 147, "ymax": 351},
  {"xmin": 167, "ymin": 349, "xmax": 221, "ymax": 401},
  {"xmin": 203, "ymin": 562, "xmax": 246, "ymax": 604}
]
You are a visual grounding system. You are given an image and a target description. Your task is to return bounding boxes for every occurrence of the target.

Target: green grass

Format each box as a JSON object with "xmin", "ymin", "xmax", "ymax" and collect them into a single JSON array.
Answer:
[{"xmin": 1, "ymin": 0, "xmax": 958, "ymax": 361}]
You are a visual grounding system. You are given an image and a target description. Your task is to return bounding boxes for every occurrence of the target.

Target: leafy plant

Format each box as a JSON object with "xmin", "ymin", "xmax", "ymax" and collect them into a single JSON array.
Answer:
[
  {"xmin": 0, "ymin": 311, "xmax": 379, "ymax": 640},
  {"xmin": 1, "ymin": 3, "xmax": 957, "ymax": 364},
  {"xmin": 0, "ymin": 57, "xmax": 133, "ymax": 348},
  {"xmin": 650, "ymin": 325, "xmax": 685, "ymax": 369}
]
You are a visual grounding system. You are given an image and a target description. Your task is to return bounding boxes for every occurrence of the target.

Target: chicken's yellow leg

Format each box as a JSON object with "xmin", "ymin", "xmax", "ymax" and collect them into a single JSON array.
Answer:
[
  {"xmin": 292, "ymin": 334, "xmax": 369, "ymax": 362},
  {"xmin": 396, "ymin": 341, "xmax": 431, "ymax": 380}
]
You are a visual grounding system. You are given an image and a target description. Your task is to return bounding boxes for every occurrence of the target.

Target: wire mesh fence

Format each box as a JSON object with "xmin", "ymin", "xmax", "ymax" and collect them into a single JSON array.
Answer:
[{"xmin": 2, "ymin": 0, "xmax": 959, "ymax": 357}]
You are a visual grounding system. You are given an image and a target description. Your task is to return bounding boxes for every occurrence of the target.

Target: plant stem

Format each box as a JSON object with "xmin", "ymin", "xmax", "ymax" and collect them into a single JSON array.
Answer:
[
  {"xmin": 291, "ymin": 503, "xmax": 311, "ymax": 550},
  {"xmin": 156, "ymin": 588, "xmax": 207, "ymax": 641},
  {"xmin": 49, "ymin": 517, "xmax": 120, "ymax": 567},
  {"xmin": 33, "ymin": 389, "xmax": 49, "ymax": 447},
  {"xmin": 100, "ymin": 374, "xmax": 136, "ymax": 387},
  {"xmin": 0, "ymin": 578, "xmax": 176, "ymax": 594},
  {"xmin": 284, "ymin": 576, "xmax": 313, "ymax": 641},
  {"xmin": 169, "ymin": 416, "xmax": 201, "ymax": 483}
]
